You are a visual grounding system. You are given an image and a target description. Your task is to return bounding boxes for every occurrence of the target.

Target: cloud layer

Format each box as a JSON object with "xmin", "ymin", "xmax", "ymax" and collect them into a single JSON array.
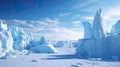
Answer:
[{"xmin": 5, "ymin": 18, "xmax": 83, "ymax": 41}]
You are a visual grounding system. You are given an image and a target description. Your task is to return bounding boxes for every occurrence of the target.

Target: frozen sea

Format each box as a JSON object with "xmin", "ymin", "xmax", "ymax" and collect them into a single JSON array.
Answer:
[{"xmin": 0, "ymin": 47, "xmax": 120, "ymax": 67}]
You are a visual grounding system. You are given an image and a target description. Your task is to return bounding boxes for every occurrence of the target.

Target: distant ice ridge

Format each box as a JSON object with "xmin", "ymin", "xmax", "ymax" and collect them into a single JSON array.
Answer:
[
  {"xmin": 0, "ymin": 20, "xmax": 33, "ymax": 58},
  {"xmin": 76, "ymin": 9, "xmax": 120, "ymax": 60}
]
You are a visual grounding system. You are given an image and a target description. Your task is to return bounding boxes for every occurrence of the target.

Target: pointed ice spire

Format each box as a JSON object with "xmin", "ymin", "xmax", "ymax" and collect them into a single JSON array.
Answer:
[
  {"xmin": 39, "ymin": 36, "xmax": 48, "ymax": 44},
  {"xmin": 0, "ymin": 20, "xmax": 8, "ymax": 31},
  {"xmin": 92, "ymin": 8, "xmax": 106, "ymax": 57},
  {"xmin": 97, "ymin": 8, "xmax": 101, "ymax": 15},
  {"xmin": 93, "ymin": 8, "xmax": 104, "ymax": 39}
]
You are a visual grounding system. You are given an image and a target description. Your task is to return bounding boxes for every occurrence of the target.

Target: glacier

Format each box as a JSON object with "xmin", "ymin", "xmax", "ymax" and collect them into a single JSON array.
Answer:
[{"xmin": 76, "ymin": 9, "xmax": 120, "ymax": 60}]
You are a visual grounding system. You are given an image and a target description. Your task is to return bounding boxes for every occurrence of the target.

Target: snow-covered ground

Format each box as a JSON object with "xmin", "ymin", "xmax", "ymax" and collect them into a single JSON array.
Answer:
[{"xmin": 0, "ymin": 47, "xmax": 120, "ymax": 67}]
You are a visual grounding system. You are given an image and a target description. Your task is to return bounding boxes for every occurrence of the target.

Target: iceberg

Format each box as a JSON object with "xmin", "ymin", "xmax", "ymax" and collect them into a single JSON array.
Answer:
[
  {"xmin": 39, "ymin": 36, "xmax": 48, "ymax": 44},
  {"xmin": 30, "ymin": 36, "xmax": 57, "ymax": 53},
  {"xmin": 82, "ymin": 22, "xmax": 93, "ymax": 39},
  {"xmin": 55, "ymin": 40, "xmax": 73, "ymax": 48},
  {"xmin": 0, "ymin": 20, "xmax": 13, "ymax": 51},
  {"xmin": 0, "ymin": 20, "xmax": 8, "ymax": 31},
  {"xmin": 76, "ymin": 9, "xmax": 108, "ymax": 58},
  {"xmin": 110, "ymin": 20, "xmax": 120, "ymax": 35},
  {"xmin": 0, "ymin": 20, "xmax": 33, "ymax": 58},
  {"xmin": 55, "ymin": 41, "xmax": 66, "ymax": 47},
  {"xmin": 9, "ymin": 25, "xmax": 33, "ymax": 50},
  {"xmin": 92, "ymin": 8, "xmax": 106, "ymax": 57},
  {"xmin": 76, "ymin": 9, "xmax": 120, "ymax": 59}
]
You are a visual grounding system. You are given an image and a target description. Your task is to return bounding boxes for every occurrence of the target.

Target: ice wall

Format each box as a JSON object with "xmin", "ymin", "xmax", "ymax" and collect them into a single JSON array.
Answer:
[{"xmin": 76, "ymin": 9, "xmax": 109, "ymax": 58}]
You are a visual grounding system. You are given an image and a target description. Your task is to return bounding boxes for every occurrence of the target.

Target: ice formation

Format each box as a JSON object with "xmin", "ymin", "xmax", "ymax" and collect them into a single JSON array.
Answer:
[
  {"xmin": 82, "ymin": 22, "xmax": 93, "ymax": 39},
  {"xmin": 0, "ymin": 20, "xmax": 13, "ymax": 51},
  {"xmin": 55, "ymin": 41, "xmax": 66, "ymax": 47},
  {"xmin": 92, "ymin": 8, "xmax": 106, "ymax": 57},
  {"xmin": 39, "ymin": 36, "xmax": 48, "ymax": 44},
  {"xmin": 0, "ymin": 20, "xmax": 33, "ymax": 58},
  {"xmin": 76, "ymin": 9, "xmax": 120, "ymax": 59},
  {"xmin": 9, "ymin": 25, "xmax": 33, "ymax": 50},
  {"xmin": 55, "ymin": 40, "xmax": 73, "ymax": 48},
  {"xmin": 110, "ymin": 20, "xmax": 120, "ymax": 35},
  {"xmin": 30, "ymin": 36, "xmax": 57, "ymax": 53}
]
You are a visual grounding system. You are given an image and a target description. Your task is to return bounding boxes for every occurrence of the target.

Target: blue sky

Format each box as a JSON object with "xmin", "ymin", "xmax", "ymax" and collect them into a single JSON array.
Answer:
[{"xmin": 0, "ymin": 0, "xmax": 120, "ymax": 41}]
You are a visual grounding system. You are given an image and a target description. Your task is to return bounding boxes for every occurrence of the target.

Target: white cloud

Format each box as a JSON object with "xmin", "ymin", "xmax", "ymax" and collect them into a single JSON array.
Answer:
[
  {"xmin": 72, "ymin": 21, "xmax": 80, "ymax": 24},
  {"xmin": 72, "ymin": 14, "xmax": 81, "ymax": 19},
  {"xmin": 33, "ymin": 27, "xmax": 83, "ymax": 41},
  {"xmin": 84, "ymin": 16, "xmax": 93, "ymax": 21},
  {"xmin": 72, "ymin": 20, "xmax": 81, "ymax": 27},
  {"xmin": 103, "ymin": 8, "xmax": 120, "ymax": 21},
  {"xmin": 59, "ymin": 12, "xmax": 71, "ymax": 17},
  {"xmin": 74, "ymin": 0, "xmax": 97, "ymax": 8}
]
